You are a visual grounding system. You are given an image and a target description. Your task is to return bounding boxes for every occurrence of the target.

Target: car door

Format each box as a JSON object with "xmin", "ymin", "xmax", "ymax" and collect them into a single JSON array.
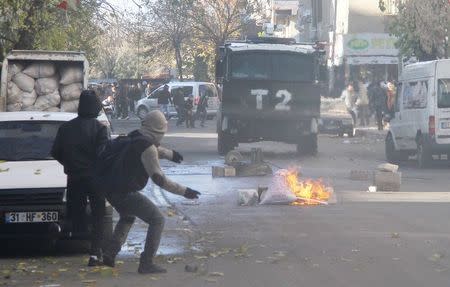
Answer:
[{"xmin": 146, "ymin": 87, "xmax": 162, "ymax": 110}]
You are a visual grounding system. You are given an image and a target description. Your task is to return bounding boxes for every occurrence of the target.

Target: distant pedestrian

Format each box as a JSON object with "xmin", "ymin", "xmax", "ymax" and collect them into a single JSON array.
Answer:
[
  {"xmin": 158, "ymin": 85, "xmax": 172, "ymax": 119},
  {"xmin": 340, "ymin": 83, "xmax": 357, "ymax": 125},
  {"xmin": 101, "ymin": 110, "xmax": 201, "ymax": 274},
  {"xmin": 370, "ymin": 81, "xmax": 387, "ymax": 130},
  {"xmin": 173, "ymin": 89, "xmax": 185, "ymax": 126},
  {"xmin": 51, "ymin": 90, "xmax": 109, "ymax": 267},
  {"xmin": 355, "ymin": 80, "xmax": 370, "ymax": 127},
  {"xmin": 195, "ymin": 87, "xmax": 208, "ymax": 127},
  {"xmin": 185, "ymin": 95, "xmax": 195, "ymax": 128}
]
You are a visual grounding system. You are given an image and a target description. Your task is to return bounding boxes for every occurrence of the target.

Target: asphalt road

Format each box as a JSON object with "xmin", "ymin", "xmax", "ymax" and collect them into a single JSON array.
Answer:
[{"xmin": 1, "ymin": 116, "xmax": 450, "ymax": 287}]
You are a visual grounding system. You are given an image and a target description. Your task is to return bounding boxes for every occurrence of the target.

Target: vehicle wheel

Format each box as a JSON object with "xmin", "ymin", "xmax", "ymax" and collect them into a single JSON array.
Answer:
[
  {"xmin": 137, "ymin": 107, "xmax": 149, "ymax": 120},
  {"xmin": 218, "ymin": 129, "xmax": 234, "ymax": 156},
  {"xmin": 297, "ymin": 134, "xmax": 318, "ymax": 156},
  {"xmin": 417, "ymin": 141, "xmax": 432, "ymax": 168}
]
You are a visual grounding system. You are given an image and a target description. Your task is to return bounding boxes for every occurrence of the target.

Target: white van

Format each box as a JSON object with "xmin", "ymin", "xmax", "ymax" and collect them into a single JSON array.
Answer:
[
  {"xmin": 135, "ymin": 81, "xmax": 220, "ymax": 120},
  {"xmin": 386, "ymin": 59, "xmax": 450, "ymax": 167}
]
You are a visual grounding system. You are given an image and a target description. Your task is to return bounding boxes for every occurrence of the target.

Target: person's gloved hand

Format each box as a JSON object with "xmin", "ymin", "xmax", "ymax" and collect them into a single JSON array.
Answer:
[
  {"xmin": 172, "ymin": 150, "xmax": 184, "ymax": 163},
  {"xmin": 184, "ymin": 188, "xmax": 201, "ymax": 199}
]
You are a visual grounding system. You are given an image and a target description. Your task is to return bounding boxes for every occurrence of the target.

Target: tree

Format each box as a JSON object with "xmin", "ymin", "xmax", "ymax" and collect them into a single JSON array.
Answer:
[
  {"xmin": 190, "ymin": 0, "xmax": 264, "ymax": 49},
  {"xmin": 141, "ymin": 0, "xmax": 193, "ymax": 80},
  {"xmin": 380, "ymin": 0, "xmax": 450, "ymax": 60},
  {"xmin": 0, "ymin": 0, "xmax": 116, "ymax": 63}
]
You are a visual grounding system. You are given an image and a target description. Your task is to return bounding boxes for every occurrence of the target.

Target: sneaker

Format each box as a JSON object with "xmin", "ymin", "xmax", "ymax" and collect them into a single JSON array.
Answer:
[
  {"xmin": 88, "ymin": 255, "xmax": 103, "ymax": 267},
  {"xmin": 102, "ymin": 254, "xmax": 116, "ymax": 268},
  {"xmin": 138, "ymin": 263, "xmax": 167, "ymax": 274}
]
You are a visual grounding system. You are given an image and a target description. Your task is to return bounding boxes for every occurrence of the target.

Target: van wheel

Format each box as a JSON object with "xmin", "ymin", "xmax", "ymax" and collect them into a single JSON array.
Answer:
[
  {"xmin": 218, "ymin": 129, "xmax": 234, "ymax": 155},
  {"xmin": 137, "ymin": 107, "xmax": 149, "ymax": 120},
  {"xmin": 417, "ymin": 141, "xmax": 432, "ymax": 168},
  {"xmin": 297, "ymin": 134, "xmax": 318, "ymax": 156}
]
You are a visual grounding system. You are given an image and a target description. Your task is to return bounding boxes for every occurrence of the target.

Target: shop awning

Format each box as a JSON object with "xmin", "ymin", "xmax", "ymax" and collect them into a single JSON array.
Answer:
[{"xmin": 347, "ymin": 56, "xmax": 398, "ymax": 65}]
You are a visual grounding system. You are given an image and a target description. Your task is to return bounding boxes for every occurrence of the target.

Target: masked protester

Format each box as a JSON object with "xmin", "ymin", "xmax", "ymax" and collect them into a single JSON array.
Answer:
[
  {"xmin": 102, "ymin": 110, "xmax": 201, "ymax": 274},
  {"xmin": 51, "ymin": 90, "xmax": 109, "ymax": 266}
]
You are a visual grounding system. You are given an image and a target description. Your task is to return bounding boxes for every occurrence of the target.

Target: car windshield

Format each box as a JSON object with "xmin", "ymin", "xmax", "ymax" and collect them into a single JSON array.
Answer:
[
  {"xmin": 230, "ymin": 52, "xmax": 314, "ymax": 82},
  {"xmin": 438, "ymin": 79, "xmax": 450, "ymax": 108},
  {"xmin": 0, "ymin": 121, "xmax": 63, "ymax": 161}
]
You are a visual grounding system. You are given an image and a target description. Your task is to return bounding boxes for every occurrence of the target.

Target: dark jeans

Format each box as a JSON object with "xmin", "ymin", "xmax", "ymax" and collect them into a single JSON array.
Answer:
[
  {"xmin": 186, "ymin": 110, "xmax": 194, "ymax": 128},
  {"xmin": 67, "ymin": 176, "xmax": 105, "ymax": 256},
  {"xmin": 196, "ymin": 107, "xmax": 207, "ymax": 126},
  {"xmin": 175, "ymin": 106, "xmax": 185, "ymax": 126},
  {"xmin": 375, "ymin": 108, "xmax": 383, "ymax": 131},
  {"xmin": 104, "ymin": 192, "xmax": 165, "ymax": 263}
]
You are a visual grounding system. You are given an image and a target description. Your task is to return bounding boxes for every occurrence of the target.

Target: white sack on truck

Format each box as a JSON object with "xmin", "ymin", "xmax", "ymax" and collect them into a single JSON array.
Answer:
[
  {"xmin": 7, "ymin": 82, "xmax": 22, "ymax": 104},
  {"xmin": 60, "ymin": 100, "xmax": 79, "ymax": 113},
  {"xmin": 60, "ymin": 83, "xmax": 82, "ymax": 101},
  {"xmin": 21, "ymin": 90, "xmax": 38, "ymax": 108},
  {"xmin": 60, "ymin": 66, "xmax": 83, "ymax": 85},
  {"xmin": 35, "ymin": 76, "xmax": 59, "ymax": 96},
  {"xmin": 7, "ymin": 63, "xmax": 24, "ymax": 81},
  {"xmin": 34, "ymin": 90, "xmax": 61, "ymax": 110},
  {"xmin": 12, "ymin": 72, "xmax": 35, "ymax": 93},
  {"xmin": 23, "ymin": 62, "xmax": 56, "ymax": 78},
  {"xmin": 7, "ymin": 103, "xmax": 22, "ymax": 112}
]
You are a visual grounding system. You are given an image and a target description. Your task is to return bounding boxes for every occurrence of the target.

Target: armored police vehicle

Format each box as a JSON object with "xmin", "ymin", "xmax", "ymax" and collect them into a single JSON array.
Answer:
[{"xmin": 215, "ymin": 38, "xmax": 324, "ymax": 155}]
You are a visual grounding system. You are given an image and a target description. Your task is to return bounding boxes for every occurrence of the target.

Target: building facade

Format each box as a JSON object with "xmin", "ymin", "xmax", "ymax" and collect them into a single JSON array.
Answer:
[{"xmin": 270, "ymin": 0, "xmax": 401, "ymax": 96}]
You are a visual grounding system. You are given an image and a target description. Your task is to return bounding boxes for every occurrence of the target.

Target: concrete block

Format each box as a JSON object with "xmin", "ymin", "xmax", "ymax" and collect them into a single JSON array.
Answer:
[
  {"xmin": 212, "ymin": 166, "xmax": 236, "ymax": 178},
  {"xmin": 350, "ymin": 170, "xmax": 370, "ymax": 181},
  {"xmin": 373, "ymin": 171, "xmax": 401, "ymax": 191},
  {"xmin": 235, "ymin": 163, "xmax": 273, "ymax": 177},
  {"xmin": 377, "ymin": 163, "xmax": 399, "ymax": 173}
]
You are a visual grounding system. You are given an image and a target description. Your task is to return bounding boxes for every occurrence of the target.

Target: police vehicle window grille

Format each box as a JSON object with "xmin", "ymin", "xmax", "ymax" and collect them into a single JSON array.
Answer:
[
  {"xmin": 272, "ymin": 54, "xmax": 314, "ymax": 82},
  {"xmin": 231, "ymin": 54, "xmax": 270, "ymax": 80}
]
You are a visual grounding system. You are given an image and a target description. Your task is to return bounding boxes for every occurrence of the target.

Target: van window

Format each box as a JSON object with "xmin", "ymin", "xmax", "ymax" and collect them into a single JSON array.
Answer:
[
  {"xmin": 171, "ymin": 86, "xmax": 193, "ymax": 97},
  {"xmin": 200, "ymin": 84, "xmax": 217, "ymax": 98},
  {"xmin": 403, "ymin": 80, "xmax": 428, "ymax": 109},
  {"xmin": 438, "ymin": 79, "xmax": 450, "ymax": 108}
]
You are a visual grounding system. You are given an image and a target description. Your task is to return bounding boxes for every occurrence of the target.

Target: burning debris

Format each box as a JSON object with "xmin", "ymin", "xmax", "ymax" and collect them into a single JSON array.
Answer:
[{"xmin": 259, "ymin": 169, "xmax": 333, "ymax": 206}]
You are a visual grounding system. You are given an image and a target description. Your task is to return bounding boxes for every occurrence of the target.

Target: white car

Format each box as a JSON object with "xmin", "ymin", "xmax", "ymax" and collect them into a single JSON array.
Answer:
[
  {"xmin": 0, "ymin": 111, "xmax": 112, "ymax": 239},
  {"xmin": 135, "ymin": 81, "xmax": 220, "ymax": 120},
  {"xmin": 386, "ymin": 59, "xmax": 450, "ymax": 167}
]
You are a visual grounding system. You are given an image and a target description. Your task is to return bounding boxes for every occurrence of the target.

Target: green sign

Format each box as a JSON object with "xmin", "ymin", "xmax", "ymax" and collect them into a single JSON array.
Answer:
[{"xmin": 347, "ymin": 38, "xmax": 369, "ymax": 50}]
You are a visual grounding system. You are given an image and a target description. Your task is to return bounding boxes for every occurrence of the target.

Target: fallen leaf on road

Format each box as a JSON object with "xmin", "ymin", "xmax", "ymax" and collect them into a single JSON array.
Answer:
[
  {"xmin": 391, "ymin": 233, "xmax": 400, "ymax": 239},
  {"xmin": 167, "ymin": 210, "xmax": 176, "ymax": 217},
  {"xmin": 392, "ymin": 258, "xmax": 400, "ymax": 261},
  {"xmin": 340, "ymin": 257, "xmax": 352, "ymax": 262},
  {"xmin": 194, "ymin": 255, "xmax": 208, "ymax": 260},
  {"xmin": 57, "ymin": 268, "xmax": 68, "ymax": 272},
  {"xmin": 209, "ymin": 272, "xmax": 224, "ymax": 277},
  {"xmin": 255, "ymin": 260, "xmax": 264, "ymax": 264},
  {"xmin": 150, "ymin": 276, "xmax": 159, "ymax": 281},
  {"xmin": 205, "ymin": 278, "xmax": 217, "ymax": 283},
  {"xmin": 428, "ymin": 253, "xmax": 444, "ymax": 262},
  {"xmin": 351, "ymin": 249, "xmax": 360, "ymax": 253},
  {"xmin": 116, "ymin": 261, "xmax": 124, "ymax": 265}
]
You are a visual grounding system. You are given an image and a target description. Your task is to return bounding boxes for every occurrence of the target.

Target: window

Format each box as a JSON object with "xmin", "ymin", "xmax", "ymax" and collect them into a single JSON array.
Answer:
[
  {"xmin": 231, "ymin": 53, "xmax": 270, "ymax": 80},
  {"xmin": 438, "ymin": 79, "xmax": 450, "ymax": 108},
  {"xmin": 200, "ymin": 85, "xmax": 217, "ymax": 98},
  {"xmin": 230, "ymin": 52, "xmax": 315, "ymax": 82},
  {"xmin": 171, "ymin": 86, "xmax": 193, "ymax": 98},
  {"xmin": 403, "ymin": 80, "xmax": 428, "ymax": 109},
  {"xmin": 272, "ymin": 54, "xmax": 314, "ymax": 82},
  {"xmin": 0, "ymin": 121, "xmax": 63, "ymax": 161}
]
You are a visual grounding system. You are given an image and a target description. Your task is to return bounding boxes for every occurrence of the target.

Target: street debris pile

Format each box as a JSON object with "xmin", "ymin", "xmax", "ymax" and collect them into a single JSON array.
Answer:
[
  {"xmin": 350, "ymin": 163, "xmax": 402, "ymax": 192},
  {"xmin": 6, "ymin": 61, "xmax": 83, "ymax": 112},
  {"xmin": 213, "ymin": 149, "xmax": 272, "ymax": 177},
  {"xmin": 238, "ymin": 169, "xmax": 333, "ymax": 206}
]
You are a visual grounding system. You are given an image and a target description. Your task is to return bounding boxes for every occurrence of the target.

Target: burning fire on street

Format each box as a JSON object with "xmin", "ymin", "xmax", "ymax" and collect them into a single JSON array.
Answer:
[{"xmin": 282, "ymin": 169, "xmax": 332, "ymax": 206}]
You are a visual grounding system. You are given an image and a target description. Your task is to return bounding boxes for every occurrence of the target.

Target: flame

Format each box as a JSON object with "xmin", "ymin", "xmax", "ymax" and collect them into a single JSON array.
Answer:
[{"xmin": 283, "ymin": 169, "xmax": 332, "ymax": 205}]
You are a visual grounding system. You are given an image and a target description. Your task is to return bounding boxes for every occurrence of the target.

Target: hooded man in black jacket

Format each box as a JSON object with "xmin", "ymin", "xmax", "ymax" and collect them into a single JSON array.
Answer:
[{"xmin": 51, "ymin": 90, "xmax": 109, "ymax": 266}]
